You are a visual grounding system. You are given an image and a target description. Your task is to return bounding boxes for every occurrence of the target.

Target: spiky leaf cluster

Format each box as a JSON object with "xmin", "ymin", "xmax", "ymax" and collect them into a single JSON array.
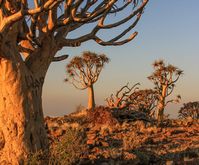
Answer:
[
  {"xmin": 148, "ymin": 60, "xmax": 183, "ymax": 88},
  {"xmin": 148, "ymin": 60, "xmax": 183, "ymax": 98},
  {"xmin": 66, "ymin": 51, "xmax": 109, "ymax": 90}
]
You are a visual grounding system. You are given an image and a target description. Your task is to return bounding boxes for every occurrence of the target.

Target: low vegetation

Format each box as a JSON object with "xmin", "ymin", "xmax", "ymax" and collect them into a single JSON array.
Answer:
[
  {"xmin": 26, "ymin": 127, "xmax": 87, "ymax": 164},
  {"xmin": 27, "ymin": 106, "xmax": 199, "ymax": 164},
  {"xmin": 26, "ymin": 59, "xmax": 199, "ymax": 164}
]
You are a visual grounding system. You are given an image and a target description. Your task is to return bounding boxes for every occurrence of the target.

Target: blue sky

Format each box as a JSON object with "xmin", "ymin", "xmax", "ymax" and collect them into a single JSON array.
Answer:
[{"xmin": 43, "ymin": 0, "xmax": 199, "ymax": 118}]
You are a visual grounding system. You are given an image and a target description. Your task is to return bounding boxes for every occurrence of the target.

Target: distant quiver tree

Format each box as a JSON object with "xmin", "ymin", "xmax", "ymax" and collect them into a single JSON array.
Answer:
[
  {"xmin": 0, "ymin": 0, "xmax": 149, "ymax": 163},
  {"xmin": 66, "ymin": 51, "xmax": 110, "ymax": 110},
  {"xmin": 148, "ymin": 60, "xmax": 183, "ymax": 124}
]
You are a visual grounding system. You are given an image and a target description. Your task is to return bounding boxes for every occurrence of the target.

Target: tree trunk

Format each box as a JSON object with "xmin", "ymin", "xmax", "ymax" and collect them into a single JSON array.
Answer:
[
  {"xmin": 156, "ymin": 85, "xmax": 167, "ymax": 125},
  {"xmin": 0, "ymin": 59, "xmax": 48, "ymax": 164},
  {"xmin": 157, "ymin": 107, "xmax": 164, "ymax": 125},
  {"xmin": 87, "ymin": 84, "xmax": 95, "ymax": 110},
  {"xmin": 156, "ymin": 99, "xmax": 165, "ymax": 126}
]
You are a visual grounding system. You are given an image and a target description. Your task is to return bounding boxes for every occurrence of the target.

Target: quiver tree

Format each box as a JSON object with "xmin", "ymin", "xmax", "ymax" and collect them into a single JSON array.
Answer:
[
  {"xmin": 66, "ymin": 51, "xmax": 109, "ymax": 110},
  {"xmin": 178, "ymin": 102, "xmax": 199, "ymax": 119},
  {"xmin": 0, "ymin": 0, "xmax": 148, "ymax": 163},
  {"xmin": 105, "ymin": 83, "xmax": 140, "ymax": 109},
  {"xmin": 148, "ymin": 60, "xmax": 183, "ymax": 124},
  {"xmin": 129, "ymin": 89, "xmax": 157, "ymax": 117}
]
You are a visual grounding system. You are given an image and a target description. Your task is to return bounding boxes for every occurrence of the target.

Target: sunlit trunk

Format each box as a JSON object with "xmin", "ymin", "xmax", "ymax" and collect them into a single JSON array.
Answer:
[
  {"xmin": 87, "ymin": 84, "xmax": 95, "ymax": 110},
  {"xmin": 0, "ymin": 59, "xmax": 48, "ymax": 164},
  {"xmin": 156, "ymin": 85, "xmax": 167, "ymax": 125},
  {"xmin": 156, "ymin": 101, "xmax": 164, "ymax": 125}
]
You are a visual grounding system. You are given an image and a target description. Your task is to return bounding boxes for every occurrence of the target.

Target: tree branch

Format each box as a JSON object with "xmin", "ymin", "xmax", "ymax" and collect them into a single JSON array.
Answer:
[
  {"xmin": 94, "ymin": 32, "xmax": 138, "ymax": 46},
  {"xmin": 55, "ymin": 0, "xmax": 148, "ymax": 48},
  {"xmin": 0, "ymin": 0, "xmax": 63, "ymax": 33},
  {"xmin": 52, "ymin": 54, "xmax": 68, "ymax": 62}
]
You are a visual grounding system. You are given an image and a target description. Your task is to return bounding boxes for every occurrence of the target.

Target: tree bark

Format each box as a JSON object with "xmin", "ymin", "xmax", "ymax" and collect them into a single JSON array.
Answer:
[
  {"xmin": 0, "ymin": 58, "xmax": 48, "ymax": 164},
  {"xmin": 156, "ymin": 102, "xmax": 164, "ymax": 125},
  {"xmin": 0, "ymin": 16, "xmax": 57, "ymax": 162},
  {"xmin": 156, "ymin": 85, "xmax": 167, "ymax": 125},
  {"xmin": 87, "ymin": 84, "xmax": 95, "ymax": 110}
]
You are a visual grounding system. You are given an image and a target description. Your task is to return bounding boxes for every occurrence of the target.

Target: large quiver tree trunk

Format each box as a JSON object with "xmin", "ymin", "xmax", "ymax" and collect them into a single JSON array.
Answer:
[
  {"xmin": 0, "ymin": 17, "xmax": 56, "ymax": 163},
  {"xmin": 0, "ymin": 54, "xmax": 49, "ymax": 164}
]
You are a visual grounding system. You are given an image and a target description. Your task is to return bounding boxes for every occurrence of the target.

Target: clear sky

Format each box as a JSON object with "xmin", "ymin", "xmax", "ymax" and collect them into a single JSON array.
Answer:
[{"xmin": 43, "ymin": 0, "xmax": 199, "ymax": 118}]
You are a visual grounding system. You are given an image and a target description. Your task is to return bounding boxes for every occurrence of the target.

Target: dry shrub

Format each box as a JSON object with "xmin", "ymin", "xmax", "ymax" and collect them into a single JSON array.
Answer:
[
  {"xmin": 50, "ymin": 127, "xmax": 86, "ymax": 164},
  {"xmin": 26, "ymin": 127, "xmax": 86, "ymax": 165},
  {"xmin": 25, "ymin": 150, "xmax": 49, "ymax": 165},
  {"xmin": 87, "ymin": 106, "xmax": 118, "ymax": 127}
]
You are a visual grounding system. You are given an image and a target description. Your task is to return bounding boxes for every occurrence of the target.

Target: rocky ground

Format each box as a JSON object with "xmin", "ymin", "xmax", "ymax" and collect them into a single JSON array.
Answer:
[{"xmin": 45, "ymin": 107, "xmax": 199, "ymax": 165}]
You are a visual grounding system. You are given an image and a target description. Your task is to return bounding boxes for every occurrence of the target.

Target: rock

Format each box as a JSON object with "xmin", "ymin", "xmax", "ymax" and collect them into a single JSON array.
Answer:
[
  {"xmin": 51, "ymin": 128, "xmax": 64, "ymax": 137},
  {"xmin": 87, "ymin": 133, "xmax": 97, "ymax": 140},
  {"xmin": 145, "ymin": 137, "xmax": 154, "ymax": 144},
  {"xmin": 100, "ymin": 141, "xmax": 109, "ymax": 147},
  {"xmin": 170, "ymin": 129, "xmax": 185, "ymax": 135},
  {"xmin": 44, "ymin": 111, "xmax": 199, "ymax": 164},
  {"xmin": 87, "ymin": 139, "xmax": 95, "ymax": 145}
]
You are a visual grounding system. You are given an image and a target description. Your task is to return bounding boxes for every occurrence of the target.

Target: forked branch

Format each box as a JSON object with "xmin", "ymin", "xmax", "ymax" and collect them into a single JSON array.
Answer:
[{"xmin": 106, "ymin": 83, "xmax": 140, "ymax": 109}]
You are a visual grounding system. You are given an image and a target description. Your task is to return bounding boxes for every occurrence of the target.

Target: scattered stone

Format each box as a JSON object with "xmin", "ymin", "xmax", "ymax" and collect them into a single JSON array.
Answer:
[{"xmin": 44, "ymin": 108, "xmax": 199, "ymax": 164}]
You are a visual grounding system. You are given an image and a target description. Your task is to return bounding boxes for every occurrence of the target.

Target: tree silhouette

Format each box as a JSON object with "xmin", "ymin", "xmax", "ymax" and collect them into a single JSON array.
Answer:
[
  {"xmin": 178, "ymin": 102, "xmax": 199, "ymax": 119},
  {"xmin": 66, "ymin": 51, "xmax": 109, "ymax": 110},
  {"xmin": 148, "ymin": 60, "xmax": 183, "ymax": 124},
  {"xmin": 0, "ymin": 0, "xmax": 149, "ymax": 162}
]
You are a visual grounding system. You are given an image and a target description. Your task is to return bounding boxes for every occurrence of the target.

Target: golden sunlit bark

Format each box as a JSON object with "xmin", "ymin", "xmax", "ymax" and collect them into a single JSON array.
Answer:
[
  {"xmin": 88, "ymin": 84, "xmax": 95, "ymax": 110},
  {"xmin": 156, "ymin": 85, "xmax": 166, "ymax": 124},
  {"xmin": 0, "ymin": 58, "xmax": 48, "ymax": 164}
]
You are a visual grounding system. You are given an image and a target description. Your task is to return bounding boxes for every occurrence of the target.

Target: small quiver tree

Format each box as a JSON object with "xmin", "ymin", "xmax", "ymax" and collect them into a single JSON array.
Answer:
[
  {"xmin": 148, "ymin": 60, "xmax": 183, "ymax": 124},
  {"xmin": 66, "ymin": 51, "xmax": 109, "ymax": 110},
  {"xmin": 105, "ymin": 83, "xmax": 140, "ymax": 110},
  {"xmin": 178, "ymin": 102, "xmax": 199, "ymax": 119}
]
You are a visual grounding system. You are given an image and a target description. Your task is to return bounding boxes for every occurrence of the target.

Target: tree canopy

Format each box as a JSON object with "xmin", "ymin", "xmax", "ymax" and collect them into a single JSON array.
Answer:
[
  {"xmin": 148, "ymin": 59, "xmax": 183, "ymax": 107},
  {"xmin": 66, "ymin": 51, "xmax": 109, "ymax": 89}
]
